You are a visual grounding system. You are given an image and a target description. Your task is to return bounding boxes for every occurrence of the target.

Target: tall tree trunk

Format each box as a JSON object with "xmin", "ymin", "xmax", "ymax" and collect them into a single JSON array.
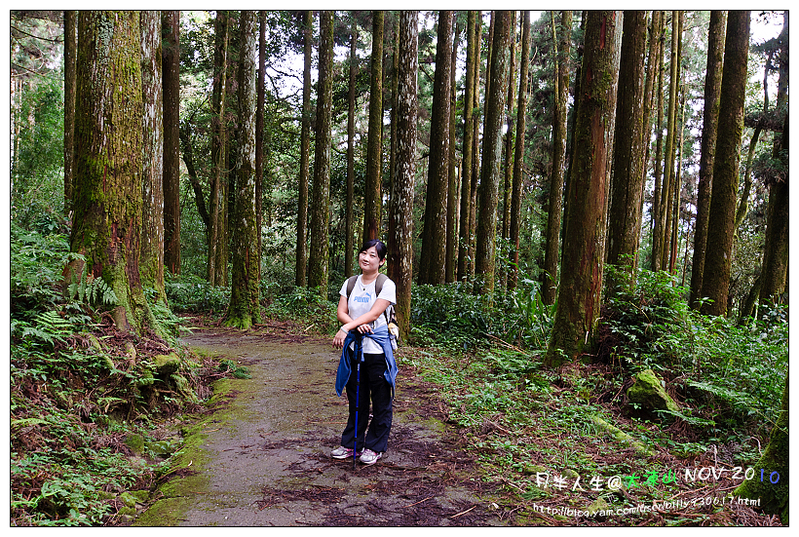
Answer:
[
  {"xmin": 458, "ymin": 11, "xmax": 479, "ymax": 282},
  {"xmin": 63, "ymin": 10, "xmax": 77, "ymax": 215},
  {"xmin": 541, "ymin": 10, "xmax": 571, "ymax": 304},
  {"xmin": 162, "ymin": 10, "xmax": 181, "ymax": 276},
  {"xmin": 508, "ymin": 11, "xmax": 533, "ymax": 292},
  {"xmin": 296, "ymin": 10, "xmax": 312, "ymax": 286},
  {"xmin": 390, "ymin": 10, "xmax": 419, "ymax": 340},
  {"xmin": 545, "ymin": 11, "xmax": 622, "ymax": 367},
  {"xmin": 639, "ymin": 11, "xmax": 662, "ymax": 266},
  {"xmin": 467, "ymin": 13, "xmax": 484, "ymax": 283},
  {"xmin": 345, "ymin": 16, "xmax": 357, "ymax": 278},
  {"xmin": 701, "ymin": 10, "xmax": 750, "ymax": 317},
  {"xmin": 68, "ymin": 11, "xmax": 154, "ymax": 335},
  {"xmin": 649, "ymin": 25, "xmax": 666, "ymax": 270},
  {"xmin": 759, "ymin": 115, "xmax": 789, "ymax": 303},
  {"xmin": 209, "ymin": 11, "xmax": 229, "ymax": 287},
  {"xmin": 607, "ymin": 11, "xmax": 649, "ymax": 290},
  {"xmin": 655, "ymin": 11, "xmax": 682, "ymax": 272},
  {"xmin": 308, "ymin": 11, "xmax": 334, "ymax": 297},
  {"xmin": 255, "ymin": 11, "xmax": 266, "ymax": 284},
  {"xmin": 419, "ymin": 10, "xmax": 454, "ymax": 285},
  {"xmin": 501, "ymin": 11, "xmax": 517, "ymax": 249},
  {"xmin": 139, "ymin": 11, "xmax": 166, "ymax": 303},
  {"xmin": 689, "ymin": 10, "xmax": 726, "ymax": 308},
  {"xmin": 445, "ymin": 20, "xmax": 461, "ymax": 284},
  {"xmin": 474, "ymin": 10, "xmax": 512, "ymax": 296},
  {"xmin": 225, "ymin": 11, "xmax": 261, "ymax": 329},
  {"xmin": 364, "ymin": 11, "xmax": 384, "ymax": 243}
]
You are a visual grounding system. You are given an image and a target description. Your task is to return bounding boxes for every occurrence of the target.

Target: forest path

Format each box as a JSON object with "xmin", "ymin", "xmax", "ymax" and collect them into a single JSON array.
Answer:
[{"xmin": 141, "ymin": 325, "xmax": 501, "ymax": 526}]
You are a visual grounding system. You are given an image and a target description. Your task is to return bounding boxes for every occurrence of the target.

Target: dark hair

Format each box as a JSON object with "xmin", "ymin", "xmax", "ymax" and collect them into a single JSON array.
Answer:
[{"xmin": 359, "ymin": 239, "xmax": 387, "ymax": 260}]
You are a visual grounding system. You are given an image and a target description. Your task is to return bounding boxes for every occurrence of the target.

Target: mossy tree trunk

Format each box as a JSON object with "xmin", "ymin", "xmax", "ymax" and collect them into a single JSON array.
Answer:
[
  {"xmin": 139, "ymin": 11, "xmax": 166, "ymax": 304},
  {"xmin": 208, "ymin": 10, "xmax": 229, "ymax": 287},
  {"xmin": 224, "ymin": 11, "xmax": 261, "ymax": 329},
  {"xmin": 690, "ymin": 11, "xmax": 726, "ymax": 309},
  {"xmin": 296, "ymin": 10, "xmax": 312, "ymax": 286},
  {"xmin": 457, "ymin": 11, "xmax": 479, "ymax": 283},
  {"xmin": 606, "ymin": 11, "xmax": 649, "ymax": 290},
  {"xmin": 734, "ymin": 377, "xmax": 788, "ymax": 523},
  {"xmin": 68, "ymin": 11, "xmax": 154, "ymax": 335},
  {"xmin": 544, "ymin": 11, "xmax": 622, "ymax": 367},
  {"xmin": 508, "ymin": 11, "xmax": 532, "ymax": 292},
  {"xmin": 63, "ymin": 10, "xmax": 77, "ymax": 214},
  {"xmin": 701, "ymin": 11, "xmax": 750, "ymax": 316},
  {"xmin": 344, "ymin": 15, "xmax": 357, "ymax": 279},
  {"xmin": 162, "ymin": 10, "xmax": 181, "ymax": 276},
  {"xmin": 364, "ymin": 10, "xmax": 384, "ymax": 244},
  {"xmin": 541, "ymin": 11, "xmax": 571, "ymax": 304},
  {"xmin": 307, "ymin": 11, "xmax": 334, "ymax": 297},
  {"xmin": 389, "ymin": 10, "xmax": 418, "ymax": 340},
  {"xmin": 474, "ymin": 10, "xmax": 512, "ymax": 296},
  {"xmin": 419, "ymin": 10, "xmax": 454, "ymax": 285}
]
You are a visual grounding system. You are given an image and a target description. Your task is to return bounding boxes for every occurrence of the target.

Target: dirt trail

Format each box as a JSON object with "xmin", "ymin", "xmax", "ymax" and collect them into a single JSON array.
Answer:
[{"xmin": 141, "ymin": 326, "xmax": 501, "ymax": 526}]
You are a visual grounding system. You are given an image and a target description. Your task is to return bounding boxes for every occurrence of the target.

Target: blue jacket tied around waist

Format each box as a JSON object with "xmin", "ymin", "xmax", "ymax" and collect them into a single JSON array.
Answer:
[{"xmin": 335, "ymin": 326, "xmax": 397, "ymax": 397}]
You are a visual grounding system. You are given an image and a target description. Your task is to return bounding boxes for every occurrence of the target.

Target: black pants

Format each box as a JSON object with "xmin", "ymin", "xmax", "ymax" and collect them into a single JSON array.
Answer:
[{"xmin": 340, "ymin": 351, "xmax": 393, "ymax": 453}]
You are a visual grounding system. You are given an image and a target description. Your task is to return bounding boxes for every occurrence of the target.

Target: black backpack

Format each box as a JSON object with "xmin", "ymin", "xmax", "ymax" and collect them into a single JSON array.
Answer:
[{"xmin": 346, "ymin": 274, "xmax": 399, "ymax": 348}]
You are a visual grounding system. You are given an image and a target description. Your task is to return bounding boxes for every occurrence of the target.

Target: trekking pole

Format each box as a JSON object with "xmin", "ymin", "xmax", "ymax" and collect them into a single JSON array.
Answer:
[{"xmin": 352, "ymin": 333, "xmax": 364, "ymax": 470}]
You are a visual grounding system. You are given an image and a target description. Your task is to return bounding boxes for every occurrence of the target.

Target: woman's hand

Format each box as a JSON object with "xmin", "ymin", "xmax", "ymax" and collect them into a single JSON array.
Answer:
[{"xmin": 333, "ymin": 327, "xmax": 348, "ymax": 349}]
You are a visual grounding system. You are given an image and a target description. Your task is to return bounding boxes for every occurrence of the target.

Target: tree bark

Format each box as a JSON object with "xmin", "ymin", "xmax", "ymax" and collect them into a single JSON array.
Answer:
[
  {"xmin": 541, "ymin": 10, "xmax": 571, "ymax": 304},
  {"xmin": 445, "ymin": 20, "xmax": 461, "ymax": 284},
  {"xmin": 508, "ymin": 11, "xmax": 533, "ymax": 292},
  {"xmin": 296, "ymin": 10, "xmax": 312, "ymax": 286},
  {"xmin": 419, "ymin": 11, "xmax": 454, "ymax": 285},
  {"xmin": 162, "ymin": 10, "xmax": 181, "ymax": 276},
  {"xmin": 139, "ymin": 11, "xmax": 166, "ymax": 303},
  {"xmin": 606, "ymin": 11, "xmax": 649, "ymax": 289},
  {"xmin": 458, "ymin": 11, "xmax": 479, "ymax": 283},
  {"xmin": 209, "ymin": 11, "xmax": 229, "ymax": 287},
  {"xmin": 225, "ymin": 11, "xmax": 261, "ymax": 329},
  {"xmin": 689, "ymin": 11, "xmax": 726, "ymax": 308},
  {"xmin": 345, "ymin": 16, "xmax": 357, "ymax": 278},
  {"xmin": 701, "ymin": 10, "xmax": 750, "ymax": 317},
  {"xmin": 390, "ymin": 10, "xmax": 419, "ymax": 340},
  {"xmin": 63, "ymin": 10, "xmax": 77, "ymax": 214},
  {"xmin": 308, "ymin": 11, "xmax": 334, "ymax": 297},
  {"xmin": 545, "ymin": 11, "xmax": 622, "ymax": 367},
  {"xmin": 68, "ymin": 11, "xmax": 154, "ymax": 335},
  {"xmin": 474, "ymin": 10, "xmax": 512, "ymax": 296},
  {"xmin": 759, "ymin": 114, "xmax": 789, "ymax": 303},
  {"xmin": 364, "ymin": 11, "xmax": 384, "ymax": 243}
]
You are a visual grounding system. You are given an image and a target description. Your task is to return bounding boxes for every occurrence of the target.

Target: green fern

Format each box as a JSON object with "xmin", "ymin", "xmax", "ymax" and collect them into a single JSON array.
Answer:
[
  {"xmin": 68, "ymin": 266, "xmax": 119, "ymax": 309},
  {"xmin": 21, "ymin": 310, "xmax": 74, "ymax": 346}
]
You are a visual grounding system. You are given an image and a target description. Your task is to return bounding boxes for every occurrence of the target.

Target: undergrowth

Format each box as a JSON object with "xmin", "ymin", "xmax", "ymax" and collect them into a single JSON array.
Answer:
[
  {"xmin": 10, "ymin": 225, "xmax": 228, "ymax": 526},
  {"xmin": 403, "ymin": 267, "xmax": 786, "ymax": 526}
]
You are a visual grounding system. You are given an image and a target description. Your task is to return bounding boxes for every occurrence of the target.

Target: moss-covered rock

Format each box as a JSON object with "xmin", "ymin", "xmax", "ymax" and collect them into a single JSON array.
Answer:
[
  {"xmin": 627, "ymin": 369, "xmax": 680, "ymax": 414},
  {"xmin": 124, "ymin": 433, "xmax": 145, "ymax": 455},
  {"xmin": 154, "ymin": 352, "xmax": 181, "ymax": 377}
]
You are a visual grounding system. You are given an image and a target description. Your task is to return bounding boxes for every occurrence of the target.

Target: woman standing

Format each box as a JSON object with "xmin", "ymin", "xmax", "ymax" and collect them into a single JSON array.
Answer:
[{"xmin": 332, "ymin": 240, "xmax": 397, "ymax": 465}]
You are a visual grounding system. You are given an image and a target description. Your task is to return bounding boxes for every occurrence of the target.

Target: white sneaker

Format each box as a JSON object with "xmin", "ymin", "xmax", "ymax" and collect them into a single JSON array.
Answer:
[
  {"xmin": 330, "ymin": 446, "xmax": 361, "ymax": 459},
  {"xmin": 359, "ymin": 448, "xmax": 383, "ymax": 465}
]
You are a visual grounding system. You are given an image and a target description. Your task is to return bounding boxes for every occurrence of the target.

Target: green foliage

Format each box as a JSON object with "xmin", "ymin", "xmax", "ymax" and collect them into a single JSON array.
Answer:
[
  {"xmin": 262, "ymin": 284, "xmax": 337, "ymax": 332},
  {"xmin": 165, "ymin": 272, "xmax": 230, "ymax": 314},
  {"xmin": 410, "ymin": 283, "xmax": 492, "ymax": 347}
]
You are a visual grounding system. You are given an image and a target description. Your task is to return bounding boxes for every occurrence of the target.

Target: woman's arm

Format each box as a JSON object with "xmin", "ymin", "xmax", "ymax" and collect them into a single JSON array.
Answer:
[{"xmin": 333, "ymin": 296, "xmax": 391, "ymax": 348}]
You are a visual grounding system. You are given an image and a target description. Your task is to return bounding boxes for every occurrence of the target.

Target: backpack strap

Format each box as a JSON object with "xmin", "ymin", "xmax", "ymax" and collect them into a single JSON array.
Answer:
[{"xmin": 346, "ymin": 275, "xmax": 358, "ymax": 299}]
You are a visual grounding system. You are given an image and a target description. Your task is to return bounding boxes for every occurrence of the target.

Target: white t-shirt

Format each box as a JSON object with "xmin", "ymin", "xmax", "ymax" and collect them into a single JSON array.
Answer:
[{"xmin": 339, "ymin": 274, "xmax": 397, "ymax": 354}]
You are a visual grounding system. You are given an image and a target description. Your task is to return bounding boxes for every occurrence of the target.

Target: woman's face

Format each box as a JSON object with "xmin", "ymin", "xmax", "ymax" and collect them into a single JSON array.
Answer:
[{"xmin": 359, "ymin": 246, "xmax": 382, "ymax": 273}]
